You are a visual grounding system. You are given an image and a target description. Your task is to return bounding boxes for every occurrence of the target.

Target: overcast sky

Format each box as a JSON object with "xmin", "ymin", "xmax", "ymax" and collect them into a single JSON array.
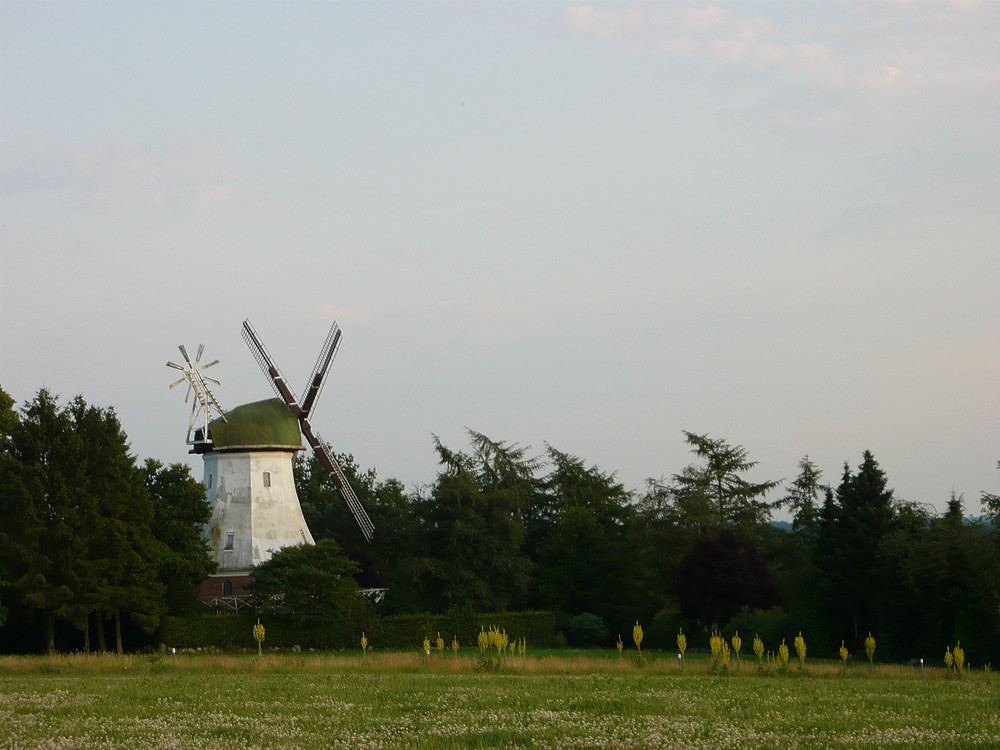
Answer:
[{"xmin": 2, "ymin": 1, "xmax": 998, "ymax": 514}]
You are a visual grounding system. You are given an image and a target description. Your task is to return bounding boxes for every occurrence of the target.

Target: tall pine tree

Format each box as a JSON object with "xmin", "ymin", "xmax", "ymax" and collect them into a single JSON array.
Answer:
[
  {"xmin": 1, "ymin": 390, "xmax": 87, "ymax": 652},
  {"xmin": 826, "ymin": 451, "xmax": 900, "ymax": 646}
]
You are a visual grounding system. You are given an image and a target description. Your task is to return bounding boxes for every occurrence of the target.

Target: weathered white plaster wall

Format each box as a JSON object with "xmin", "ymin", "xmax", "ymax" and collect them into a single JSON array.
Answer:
[{"xmin": 203, "ymin": 450, "xmax": 315, "ymax": 574}]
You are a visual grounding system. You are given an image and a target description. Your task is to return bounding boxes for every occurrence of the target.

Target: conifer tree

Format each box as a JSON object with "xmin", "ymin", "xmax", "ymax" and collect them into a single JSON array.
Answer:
[
  {"xmin": 412, "ymin": 432, "xmax": 533, "ymax": 612},
  {"xmin": 774, "ymin": 456, "xmax": 825, "ymax": 537},
  {"xmin": 0, "ymin": 390, "xmax": 165, "ymax": 652},
  {"xmin": 1, "ymin": 390, "xmax": 87, "ymax": 652},
  {"xmin": 671, "ymin": 431, "xmax": 779, "ymax": 534},
  {"xmin": 827, "ymin": 451, "xmax": 900, "ymax": 643},
  {"xmin": 534, "ymin": 446, "xmax": 633, "ymax": 624}
]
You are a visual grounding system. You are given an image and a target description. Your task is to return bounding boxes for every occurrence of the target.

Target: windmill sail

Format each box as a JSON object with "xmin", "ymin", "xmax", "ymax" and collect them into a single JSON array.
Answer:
[
  {"xmin": 242, "ymin": 318, "xmax": 374, "ymax": 542},
  {"xmin": 306, "ymin": 430, "xmax": 375, "ymax": 542},
  {"xmin": 241, "ymin": 320, "xmax": 301, "ymax": 411},
  {"xmin": 301, "ymin": 323, "xmax": 341, "ymax": 418}
]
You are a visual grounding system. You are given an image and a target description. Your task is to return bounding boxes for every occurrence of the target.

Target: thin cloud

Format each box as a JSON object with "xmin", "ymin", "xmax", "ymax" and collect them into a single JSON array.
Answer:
[
  {"xmin": 0, "ymin": 135, "xmax": 256, "ymax": 213},
  {"xmin": 560, "ymin": 3, "xmax": 998, "ymax": 93},
  {"xmin": 314, "ymin": 303, "xmax": 370, "ymax": 323}
]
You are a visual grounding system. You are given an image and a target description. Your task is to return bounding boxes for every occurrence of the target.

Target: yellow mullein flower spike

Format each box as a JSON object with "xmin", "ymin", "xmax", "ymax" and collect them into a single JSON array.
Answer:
[
  {"xmin": 253, "ymin": 619, "xmax": 266, "ymax": 656},
  {"xmin": 794, "ymin": 631, "xmax": 806, "ymax": 670},
  {"xmin": 864, "ymin": 632, "xmax": 876, "ymax": 666}
]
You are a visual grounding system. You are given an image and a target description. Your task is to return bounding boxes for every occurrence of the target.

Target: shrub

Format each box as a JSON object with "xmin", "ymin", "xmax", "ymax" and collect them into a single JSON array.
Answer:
[
  {"xmin": 647, "ymin": 606, "xmax": 684, "ymax": 650},
  {"xmin": 727, "ymin": 606, "xmax": 793, "ymax": 649},
  {"xmin": 566, "ymin": 613, "xmax": 609, "ymax": 648}
]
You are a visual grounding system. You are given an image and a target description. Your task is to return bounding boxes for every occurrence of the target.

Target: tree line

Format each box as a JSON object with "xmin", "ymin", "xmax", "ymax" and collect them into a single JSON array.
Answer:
[
  {"xmin": 300, "ymin": 430, "xmax": 1000, "ymax": 662},
  {"xmin": 2, "ymin": 385, "xmax": 999, "ymax": 662},
  {"xmin": 0, "ymin": 387, "xmax": 213, "ymax": 653}
]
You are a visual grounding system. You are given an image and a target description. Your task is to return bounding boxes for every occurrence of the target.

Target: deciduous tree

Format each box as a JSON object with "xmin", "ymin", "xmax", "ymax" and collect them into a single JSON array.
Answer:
[
  {"xmin": 143, "ymin": 459, "xmax": 215, "ymax": 615},
  {"xmin": 249, "ymin": 539, "xmax": 363, "ymax": 624}
]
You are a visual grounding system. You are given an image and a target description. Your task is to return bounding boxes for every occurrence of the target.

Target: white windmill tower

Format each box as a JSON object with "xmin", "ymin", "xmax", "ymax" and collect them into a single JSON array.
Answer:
[{"xmin": 167, "ymin": 321, "xmax": 374, "ymax": 607}]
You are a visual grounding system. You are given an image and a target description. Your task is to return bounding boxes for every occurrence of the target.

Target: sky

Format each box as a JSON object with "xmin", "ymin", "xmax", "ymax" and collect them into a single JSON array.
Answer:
[{"xmin": 2, "ymin": 1, "xmax": 998, "ymax": 515}]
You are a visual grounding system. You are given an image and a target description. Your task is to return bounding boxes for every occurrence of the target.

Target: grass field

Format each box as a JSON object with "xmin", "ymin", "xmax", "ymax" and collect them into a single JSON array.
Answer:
[{"xmin": 1, "ymin": 652, "xmax": 997, "ymax": 749}]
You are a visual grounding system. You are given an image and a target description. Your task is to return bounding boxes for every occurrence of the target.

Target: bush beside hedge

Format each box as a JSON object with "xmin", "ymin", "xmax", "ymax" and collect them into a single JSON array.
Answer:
[{"xmin": 159, "ymin": 610, "xmax": 556, "ymax": 651}]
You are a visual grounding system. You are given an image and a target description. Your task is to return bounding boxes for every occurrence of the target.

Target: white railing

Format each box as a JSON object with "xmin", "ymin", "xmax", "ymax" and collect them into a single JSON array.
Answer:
[{"xmin": 203, "ymin": 595, "xmax": 251, "ymax": 612}]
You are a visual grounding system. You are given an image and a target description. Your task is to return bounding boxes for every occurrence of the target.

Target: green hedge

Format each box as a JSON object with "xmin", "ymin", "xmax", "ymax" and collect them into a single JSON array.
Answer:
[
  {"xmin": 158, "ymin": 610, "xmax": 556, "ymax": 651},
  {"xmin": 158, "ymin": 613, "xmax": 358, "ymax": 650}
]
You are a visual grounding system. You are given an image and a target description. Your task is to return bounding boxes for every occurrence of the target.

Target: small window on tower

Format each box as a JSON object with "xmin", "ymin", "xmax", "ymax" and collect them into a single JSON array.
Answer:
[
  {"xmin": 222, "ymin": 580, "xmax": 233, "ymax": 596},
  {"xmin": 207, "ymin": 474, "xmax": 213, "ymax": 489},
  {"xmin": 263, "ymin": 471, "xmax": 271, "ymax": 487},
  {"xmin": 224, "ymin": 532, "xmax": 234, "ymax": 550}
]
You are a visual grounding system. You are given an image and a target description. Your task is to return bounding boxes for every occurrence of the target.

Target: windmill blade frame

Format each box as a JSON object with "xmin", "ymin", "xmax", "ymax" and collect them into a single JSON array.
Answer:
[
  {"xmin": 307, "ymin": 430, "xmax": 375, "ymax": 542},
  {"xmin": 241, "ymin": 318, "xmax": 374, "ymax": 542},
  {"xmin": 242, "ymin": 320, "xmax": 302, "ymax": 413},
  {"xmin": 300, "ymin": 322, "xmax": 341, "ymax": 419}
]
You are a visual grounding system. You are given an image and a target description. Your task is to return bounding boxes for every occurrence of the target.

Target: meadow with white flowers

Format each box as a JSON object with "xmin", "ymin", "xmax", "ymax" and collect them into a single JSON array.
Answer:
[{"xmin": 1, "ymin": 652, "xmax": 997, "ymax": 750}]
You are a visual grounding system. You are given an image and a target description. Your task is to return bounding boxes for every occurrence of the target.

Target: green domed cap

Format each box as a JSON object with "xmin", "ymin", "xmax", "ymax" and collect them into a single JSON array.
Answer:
[{"xmin": 208, "ymin": 398, "xmax": 303, "ymax": 450}]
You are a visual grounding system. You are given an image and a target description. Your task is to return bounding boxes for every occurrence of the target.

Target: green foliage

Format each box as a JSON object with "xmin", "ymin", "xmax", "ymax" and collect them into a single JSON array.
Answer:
[
  {"xmin": 774, "ymin": 456, "xmax": 825, "ymax": 537},
  {"xmin": 68, "ymin": 397, "xmax": 165, "ymax": 650},
  {"xmin": 1, "ymin": 390, "xmax": 84, "ymax": 652},
  {"xmin": 159, "ymin": 610, "xmax": 556, "ymax": 650},
  {"xmin": 376, "ymin": 610, "xmax": 555, "ymax": 649},
  {"xmin": 295, "ymin": 452, "xmax": 419, "ymax": 609},
  {"xmin": 159, "ymin": 614, "xmax": 359, "ymax": 650},
  {"xmin": 410, "ymin": 432, "xmax": 534, "ymax": 613},
  {"xmin": 535, "ymin": 506, "xmax": 619, "ymax": 619},
  {"xmin": 2, "ymin": 382, "xmax": 997, "ymax": 671},
  {"xmin": 726, "ymin": 606, "xmax": 795, "ymax": 651},
  {"xmin": 565, "ymin": 612, "xmax": 609, "ymax": 648},
  {"xmin": 645, "ymin": 606, "xmax": 684, "ymax": 651},
  {"xmin": 669, "ymin": 431, "xmax": 780, "ymax": 534},
  {"xmin": 676, "ymin": 532, "xmax": 781, "ymax": 629},
  {"xmin": 878, "ymin": 493, "xmax": 1000, "ymax": 662},
  {"xmin": 817, "ymin": 451, "xmax": 901, "ymax": 646},
  {"xmin": 533, "ymin": 447, "xmax": 635, "ymax": 626},
  {"xmin": 0, "ymin": 389, "xmax": 164, "ymax": 653},
  {"xmin": 249, "ymin": 540, "xmax": 367, "ymax": 625},
  {"xmin": 143, "ymin": 460, "xmax": 215, "ymax": 615}
]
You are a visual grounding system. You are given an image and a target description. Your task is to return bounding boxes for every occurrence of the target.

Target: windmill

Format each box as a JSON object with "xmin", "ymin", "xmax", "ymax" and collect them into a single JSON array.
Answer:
[
  {"xmin": 165, "ymin": 344, "xmax": 227, "ymax": 446},
  {"xmin": 241, "ymin": 318, "xmax": 375, "ymax": 542},
  {"xmin": 166, "ymin": 319, "xmax": 373, "ymax": 606}
]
